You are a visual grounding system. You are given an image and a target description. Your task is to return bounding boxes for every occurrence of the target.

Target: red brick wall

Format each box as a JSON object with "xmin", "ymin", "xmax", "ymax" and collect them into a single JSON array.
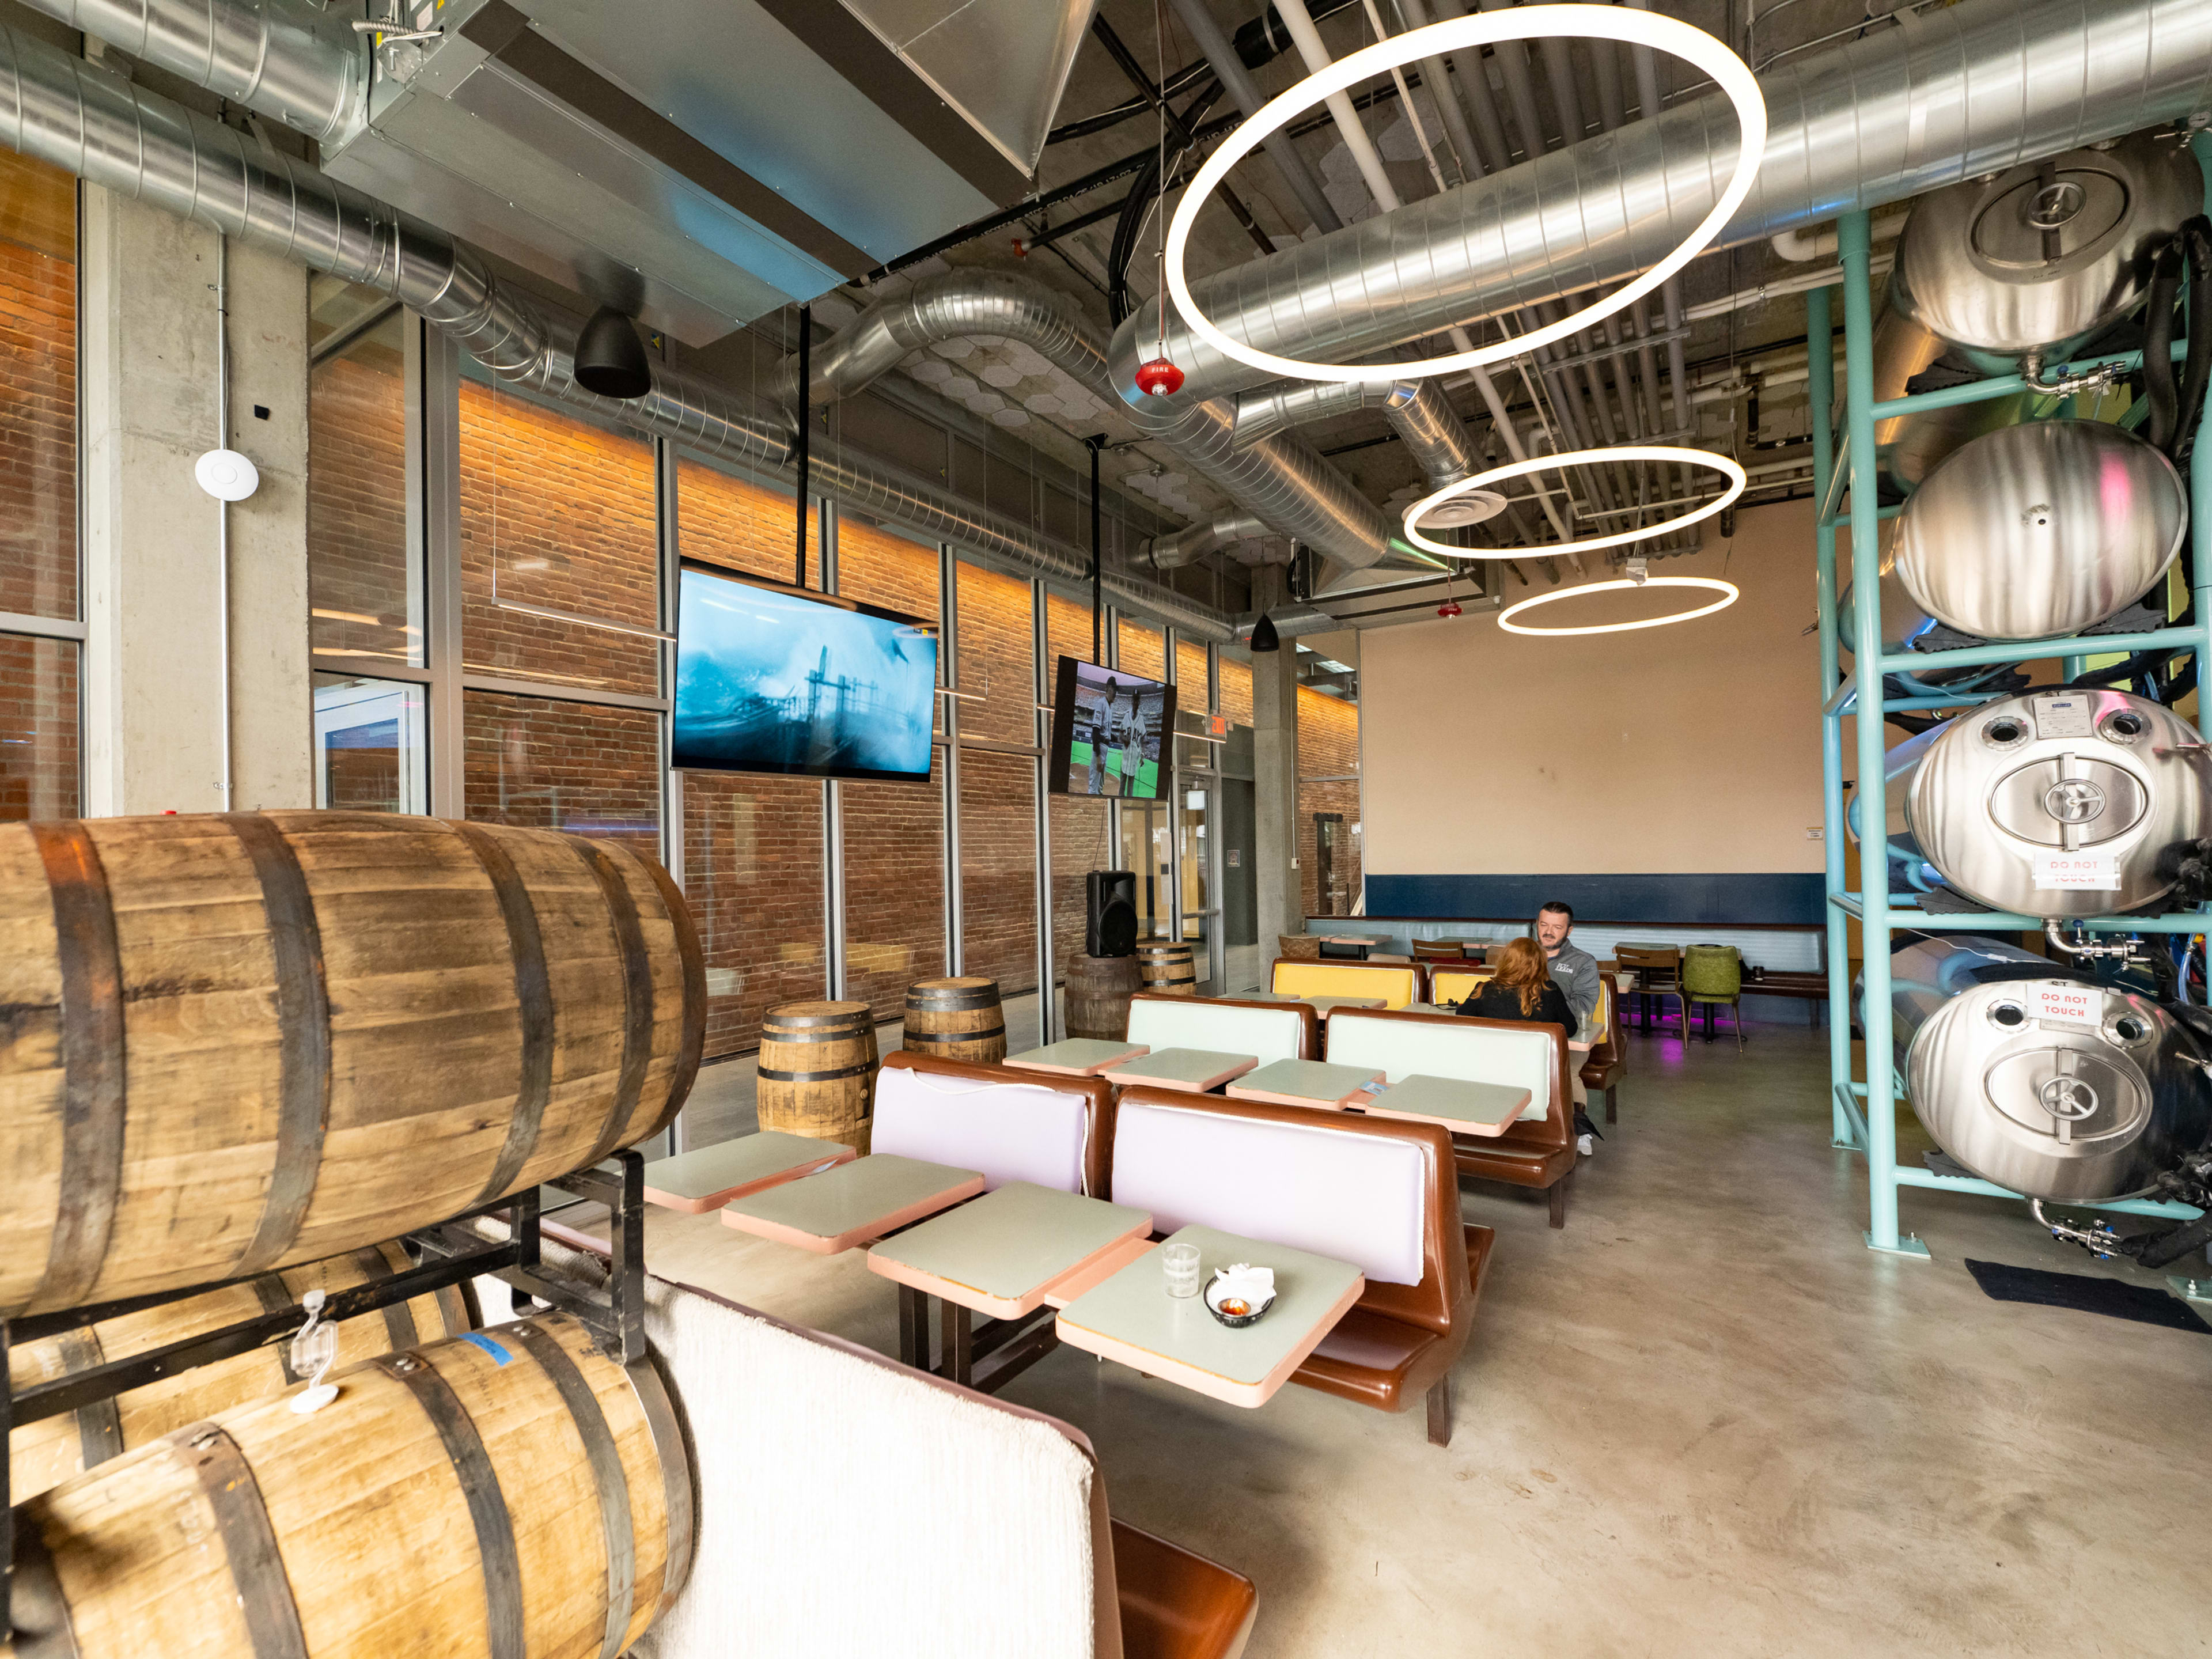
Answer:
[
  {"xmin": 1298, "ymin": 686, "xmax": 1361, "ymax": 916},
  {"xmin": 0, "ymin": 150, "xmax": 74, "ymax": 625},
  {"xmin": 460, "ymin": 378, "xmax": 660, "ymax": 694},
  {"xmin": 462, "ymin": 690, "xmax": 661, "ymax": 853},
  {"xmin": 0, "ymin": 150, "xmax": 78, "ymax": 822},
  {"xmin": 0, "ymin": 634, "xmax": 77, "ymax": 820},
  {"xmin": 306, "ymin": 327, "xmax": 412, "ymax": 664},
  {"xmin": 684, "ymin": 769, "xmax": 826, "ymax": 1054},
  {"xmin": 1220, "ymin": 659, "xmax": 1252, "ymax": 728},
  {"xmin": 952, "ymin": 559, "xmax": 1039, "ymax": 999}
]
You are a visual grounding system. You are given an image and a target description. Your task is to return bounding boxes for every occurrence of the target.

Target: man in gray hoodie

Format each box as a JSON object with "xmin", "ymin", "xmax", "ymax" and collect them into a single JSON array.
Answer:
[{"xmin": 1537, "ymin": 902, "xmax": 1600, "ymax": 1041}]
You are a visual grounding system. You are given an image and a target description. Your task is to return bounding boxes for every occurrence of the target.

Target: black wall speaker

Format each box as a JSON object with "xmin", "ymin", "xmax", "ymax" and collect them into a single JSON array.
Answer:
[{"xmin": 1086, "ymin": 870, "xmax": 1137, "ymax": 958}]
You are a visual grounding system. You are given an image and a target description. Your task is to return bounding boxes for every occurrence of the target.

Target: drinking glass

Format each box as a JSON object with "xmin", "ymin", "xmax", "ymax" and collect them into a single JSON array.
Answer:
[{"xmin": 1161, "ymin": 1241, "xmax": 1201, "ymax": 1298}]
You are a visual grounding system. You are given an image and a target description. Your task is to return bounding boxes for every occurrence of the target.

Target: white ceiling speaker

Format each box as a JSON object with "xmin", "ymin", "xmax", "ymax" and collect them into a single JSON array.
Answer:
[
  {"xmin": 195, "ymin": 448, "xmax": 260, "ymax": 502},
  {"xmin": 1415, "ymin": 488, "xmax": 1506, "ymax": 529}
]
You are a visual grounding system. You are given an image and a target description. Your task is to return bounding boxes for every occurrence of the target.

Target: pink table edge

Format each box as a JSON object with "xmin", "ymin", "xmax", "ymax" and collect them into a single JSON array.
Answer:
[
  {"xmin": 1055, "ymin": 1271, "xmax": 1366, "ymax": 1408},
  {"xmin": 1105, "ymin": 1054, "xmax": 1259, "ymax": 1093},
  {"xmin": 866, "ymin": 1211, "xmax": 1155, "ymax": 1319},
  {"xmin": 1225, "ymin": 1073, "xmax": 1382, "ymax": 1111},
  {"xmin": 719, "ymin": 1173, "xmax": 986, "ymax": 1255},
  {"xmin": 1006, "ymin": 1043, "xmax": 1151, "ymax": 1077},
  {"xmin": 643, "ymin": 1145, "xmax": 857, "ymax": 1214},
  {"xmin": 1043, "ymin": 1236, "xmax": 1156, "ymax": 1309},
  {"xmin": 1355, "ymin": 1087, "xmax": 1532, "ymax": 1138}
]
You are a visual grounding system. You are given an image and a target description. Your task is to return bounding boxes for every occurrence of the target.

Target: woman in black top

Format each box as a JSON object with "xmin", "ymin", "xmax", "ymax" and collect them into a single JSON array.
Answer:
[
  {"xmin": 1457, "ymin": 936, "xmax": 1601, "ymax": 1153},
  {"xmin": 1457, "ymin": 937, "xmax": 1575, "ymax": 1028}
]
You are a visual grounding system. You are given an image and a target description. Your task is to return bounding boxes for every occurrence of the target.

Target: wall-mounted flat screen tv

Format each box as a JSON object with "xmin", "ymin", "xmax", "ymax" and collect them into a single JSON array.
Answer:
[
  {"xmin": 673, "ymin": 563, "xmax": 938, "ymax": 783},
  {"xmin": 1047, "ymin": 656, "xmax": 1177, "ymax": 800}
]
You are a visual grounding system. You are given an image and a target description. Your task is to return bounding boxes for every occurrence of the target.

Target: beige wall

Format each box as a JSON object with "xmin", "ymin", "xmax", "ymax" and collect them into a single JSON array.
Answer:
[{"xmin": 1362, "ymin": 498, "xmax": 1825, "ymax": 876}]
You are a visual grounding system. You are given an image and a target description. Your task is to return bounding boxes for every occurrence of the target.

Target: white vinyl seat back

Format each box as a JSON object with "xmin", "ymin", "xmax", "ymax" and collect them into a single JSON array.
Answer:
[
  {"xmin": 1109, "ymin": 1099, "xmax": 1426, "ymax": 1286},
  {"xmin": 1328, "ymin": 1012, "xmax": 1556, "ymax": 1122},
  {"xmin": 872, "ymin": 1066, "xmax": 1091, "ymax": 1193},
  {"xmin": 1126, "ymin": 997, "xmax": 1306, "ymax": 1063}
]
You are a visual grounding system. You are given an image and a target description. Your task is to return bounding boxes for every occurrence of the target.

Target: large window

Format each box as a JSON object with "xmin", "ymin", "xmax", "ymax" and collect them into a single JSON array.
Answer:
[
  {"xmin": 0, "ymin": 149, "xmax": 78, "ymax": 819},
  {"xmin": 1298, "ymin": 685, "xmax": 1361, "ymax": 917},
  {"xmin": 308, "ymin": 287, "xmax": 416, "ymax": 668},
  {"xmin": 463, "ymin": 690, "xmax": 661, "ymax": 854},
  {"xmin": 836, "ymin": 514, "xmax": 946, "ymax": 1024}
]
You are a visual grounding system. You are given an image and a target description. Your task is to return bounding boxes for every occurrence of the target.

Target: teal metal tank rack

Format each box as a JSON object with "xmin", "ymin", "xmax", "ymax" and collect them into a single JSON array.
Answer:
[{"xmin": 1812, "ymin": 135, "xmax": 2212, "ymax": 1256}]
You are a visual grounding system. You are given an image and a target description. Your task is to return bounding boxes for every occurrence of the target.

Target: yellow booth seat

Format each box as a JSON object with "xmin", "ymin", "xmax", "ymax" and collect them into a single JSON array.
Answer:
[
  {"xmin": 1427, "ymin": 967, "xmax": 1492, "ymax": 1009},
  {"xmin": 1270, "ymin": 959, "xmax": 1422, "ymax": 1009}
]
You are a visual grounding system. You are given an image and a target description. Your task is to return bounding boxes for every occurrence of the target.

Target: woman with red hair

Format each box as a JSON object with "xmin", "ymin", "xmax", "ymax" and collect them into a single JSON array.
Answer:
[{"xmin": 1456, "ymin": 936, "xmax": 1575, "ymax": 1029}]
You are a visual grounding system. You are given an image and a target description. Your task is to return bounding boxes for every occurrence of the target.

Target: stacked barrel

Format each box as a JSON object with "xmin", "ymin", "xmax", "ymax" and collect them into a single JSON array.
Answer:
[{"xmin": 2, "ymin": 811, "xmax": 706, "ymax": 1650}]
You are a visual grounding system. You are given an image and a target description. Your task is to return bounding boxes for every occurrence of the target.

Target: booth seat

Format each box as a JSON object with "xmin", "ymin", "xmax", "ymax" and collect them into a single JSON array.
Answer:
[
  {"xmin": 1105, "ymin": 1089, "xmax": 1492, "ymax": 1444},
  {"xmin": 525, "ymin": 1238, "xmax": 1259, "ymax": 1659},
  {"xmin": 1581, "ymin": 975, "xmax": 1626, "ymax": 1123},
  {"xmin": 1126, "ymin": 993, "xmax": 1318, "ymax": 1064},
  {"xmin": 1325, "ymin": 1009, "xmax": 1578, "ymax": 1226},
  {"xmin": 1425, "ymin": 965, "xmax": 1488, "ymax": 1010},
  {"xmin": 879, "ymin": 1050, "xmax": 1115, "ymax": 1196},
  {"xmin": 1267, "ymin": 958, "xmax": 1424, "ymax": 1009}
]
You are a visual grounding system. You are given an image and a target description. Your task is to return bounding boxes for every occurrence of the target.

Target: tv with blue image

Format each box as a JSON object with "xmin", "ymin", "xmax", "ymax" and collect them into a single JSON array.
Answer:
[{"xmin": 672, "ymin": 563, "xmax": 938, "ymax": 783}]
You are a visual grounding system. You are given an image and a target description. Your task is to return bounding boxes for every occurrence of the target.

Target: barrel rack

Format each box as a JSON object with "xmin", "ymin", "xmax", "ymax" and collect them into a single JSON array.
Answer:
[
  {"xmin": 1, "ymin": 1152, "xmax": 652, "ymax": 1633},
  {"xmin": 1813, "ymin": 134, "xmax": 2212, "ymax": 1258}
]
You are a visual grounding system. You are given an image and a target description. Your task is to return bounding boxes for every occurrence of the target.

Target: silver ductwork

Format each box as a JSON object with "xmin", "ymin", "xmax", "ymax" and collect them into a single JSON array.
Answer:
[
  {"xmin": 22, "ymin": 0, "xmax": 363, "ymax": 141},
  {"xmin": 1143, "ymin": 513, "xmax": 1271, "ymax": 571},
  {"xmin": 0, "ymin": 22, "xmax": 1233, "ymax": 639},
  {"xmin": 789, "ymin": 267, "xmax": 1431, "ymax": 573},
  {"xmin": 1109, "ymin": 0, "xmax": 2212, "ymax": 409},
  {"xmin": 1230, "ymin": 376, "xmax": 1478, "ymax": 493}
]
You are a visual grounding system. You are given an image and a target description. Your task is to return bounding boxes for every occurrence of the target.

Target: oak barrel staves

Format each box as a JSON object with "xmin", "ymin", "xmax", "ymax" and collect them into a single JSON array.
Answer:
[
  {"xmin": 900, "ymin": 978, "xmax": 1007, "ymax": 1064},
  {"xmin": 14, "ymin": 1312, "xmax": 692, "ymax": 1658},
  {"xmin": 1065, "ymin": 953, "xmax": 1143, "ymax": 1041},
  {"xmin": 7, "ymin": 1241, "xmax": 479, "ymax": 1505},
  {"xmin": 757, "ymin": 1001, "xmax": 878, "ymax": 1156},
  {"xmin": 1135, "ymin": 941, "xmax": 1197, "ymax": 996},
  {"xmin": 0, "ymin": 812, "xmax": 706, "ymax": 1317}
]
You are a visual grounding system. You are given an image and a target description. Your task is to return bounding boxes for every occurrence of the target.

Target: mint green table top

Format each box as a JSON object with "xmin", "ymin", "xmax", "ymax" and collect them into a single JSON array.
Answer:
[
  {"xmin": 642, "ymin": 1131, "xmax": 853, "ymax": 1212},
  {"xmin": 1226, "ymin": 1058, "xmax": 1385, "ymax": 1109},
  {"xmin": 1101, "ymin": 1047, "xmax": 1257, "ymax": 1091},
  {"xmin": 1054, "ymin": 1223, "xmax": 1365, "ymax": 1407},
  {"xmin": 1363, "ymin": 1073, "xmax": 1531, "ymax": 1136},
  {"xmin": 1006, "ymin": 1038, "xmax": 1149, "ymax": 1075},
  {"xmin": 868, "ymin": 1183, "xmax": 1153, "ymax": 1316},
  {"xmin": 721, "ymin": 1154, "xmax": 984, "ymax": 1253}
]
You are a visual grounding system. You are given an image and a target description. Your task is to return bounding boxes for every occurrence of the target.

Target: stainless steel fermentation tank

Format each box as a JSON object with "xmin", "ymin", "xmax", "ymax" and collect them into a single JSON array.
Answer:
[
  {"xmin": 1877, "ymin": 688, "xmax": 2212, "ymax": 918},
  {"xmin": 1888, "ymin": 420, "xmax": 2187, "ymax": 642},
  {"xmin": 1865, "ymin": 132, "xmax": 2202, "ymax": 495},
  {"xmin": 1887, "ymin": 936, "xmax": 2211, "ymax": 1203}
]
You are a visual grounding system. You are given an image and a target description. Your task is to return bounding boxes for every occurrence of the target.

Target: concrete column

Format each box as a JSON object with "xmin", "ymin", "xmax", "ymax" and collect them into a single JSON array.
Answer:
[
  {"xmin": 1251, "ymin": 570, "xmax": 1301, "ymax": 950},
  {"xmin": 82, "ymin": 189, "xmax": 309, "ymax": 816}
]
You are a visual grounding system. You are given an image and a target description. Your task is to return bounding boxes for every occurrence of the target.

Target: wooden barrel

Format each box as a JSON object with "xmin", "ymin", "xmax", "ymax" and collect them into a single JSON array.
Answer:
[
  {"xmin": 901, "ymin": 978, "xmax": 1007, "ymax": 1064},
  {"xmin": 1065, "ymin": 953, "xmax": 1143, "ymax": 1040},
  {"xmin": 13, "ymin": 1312, "xmax": 692, "ymax": 1659},
  {"xmin": 758, "ymin": 1001, "xmax": 878, "ymax": 1155},
  {"xmin": 0, "ymin": 811, "xmax": 706, "ymax": 1319},
  {"xmin": 1136, "ymin": 941, "xmax": 1197, "ymax": 995},
  {"xmin": 8, "ymin": 1240, "xmax": 479, "ymax": 1505}
]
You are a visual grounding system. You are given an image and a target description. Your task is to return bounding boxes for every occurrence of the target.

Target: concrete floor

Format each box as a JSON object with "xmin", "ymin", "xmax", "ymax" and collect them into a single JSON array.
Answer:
[{"xmin": 639, "ymin": 1021, "xmax": 2210, "ymax": 1657}]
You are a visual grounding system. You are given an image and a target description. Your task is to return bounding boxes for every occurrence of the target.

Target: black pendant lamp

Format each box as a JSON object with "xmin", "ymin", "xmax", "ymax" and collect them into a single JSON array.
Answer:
[
  {"xmin": 575, "ymin": 305, "xmax": 652, "ymax": 399},
  {"xmin": 1249, "ymin": 611, "xmax": 1281, "ymax": 653}
]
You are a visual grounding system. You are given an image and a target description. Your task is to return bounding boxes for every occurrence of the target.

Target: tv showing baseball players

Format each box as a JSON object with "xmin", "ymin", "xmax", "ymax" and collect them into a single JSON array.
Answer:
[{"xmin": 1047, "ymin": 656, "xmax": 1177, "ymax": 799}]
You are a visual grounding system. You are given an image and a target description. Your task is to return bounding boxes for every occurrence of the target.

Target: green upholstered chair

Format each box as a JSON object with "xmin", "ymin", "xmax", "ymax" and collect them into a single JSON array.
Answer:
[{"xmin": 1683, "ymin": 945, "xmax": 1746, "ymax": 1050}]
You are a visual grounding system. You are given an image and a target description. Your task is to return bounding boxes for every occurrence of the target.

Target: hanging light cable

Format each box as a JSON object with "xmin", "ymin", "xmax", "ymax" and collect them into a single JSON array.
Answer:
[{"xmin": 1134, "ymin": 0, "xmax": 1188, "ymax": 397}]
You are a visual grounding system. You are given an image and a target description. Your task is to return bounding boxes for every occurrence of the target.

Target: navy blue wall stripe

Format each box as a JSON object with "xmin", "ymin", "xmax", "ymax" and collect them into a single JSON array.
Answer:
[{"xmin": 1363, "ymin": 873, "xmax": 1826, "ymax": 927}]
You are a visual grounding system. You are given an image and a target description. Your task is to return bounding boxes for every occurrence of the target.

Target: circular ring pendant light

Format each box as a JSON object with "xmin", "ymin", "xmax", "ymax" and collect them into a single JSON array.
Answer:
[
  {"xmin": 1498, "ymin": 575, "xmax": 1740, "ymax": 637},
  {"xmin": 1402, "ymin": 446, "xmax": 1748, "ymax": 559},
  {"xmin": 1162, "ymin": 8, "xmax": 1767, "ymax": 384}
]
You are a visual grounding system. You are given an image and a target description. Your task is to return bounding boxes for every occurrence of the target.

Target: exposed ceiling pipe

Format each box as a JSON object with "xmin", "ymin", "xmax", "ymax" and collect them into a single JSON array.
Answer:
[
  {"xmin": 781, "ymin": 266, "xmax": 1428, "ymax": 572},
  {"xmin": 1232, "ymin": 379, "xmax": 1415, "ymax": 448},
  {"xmin": 1770, "ymin": 207, "xmax": 1913, "ymax": 263},
  {"xmin": 18, "ymin": 0, "xmax": 363, "ymax": 141},
  {"xmin": 1165, "ymin": 0, "xmax": 1340, "ymax": 236},
  {"xmin": 1271, "ymin": 0, "xmax": 1574, "ymax": 553},
  {"xmin": 1111, "ymin": 0, "xmax": 2212, "ymax": 409},
  {"xmin": 0, "ymin": 22, "xmax": 1235, "ymax": 640},
  {"xmin": 1143, "ymin": 512, "xmax": 1271, "ymax": 570}
]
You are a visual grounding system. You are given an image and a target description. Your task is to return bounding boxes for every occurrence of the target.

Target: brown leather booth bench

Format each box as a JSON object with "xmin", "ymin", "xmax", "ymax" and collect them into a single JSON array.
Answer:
[{"xmin": 1105, "ymin": 1087, "xmax": 1495, "ymax": 1445}]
